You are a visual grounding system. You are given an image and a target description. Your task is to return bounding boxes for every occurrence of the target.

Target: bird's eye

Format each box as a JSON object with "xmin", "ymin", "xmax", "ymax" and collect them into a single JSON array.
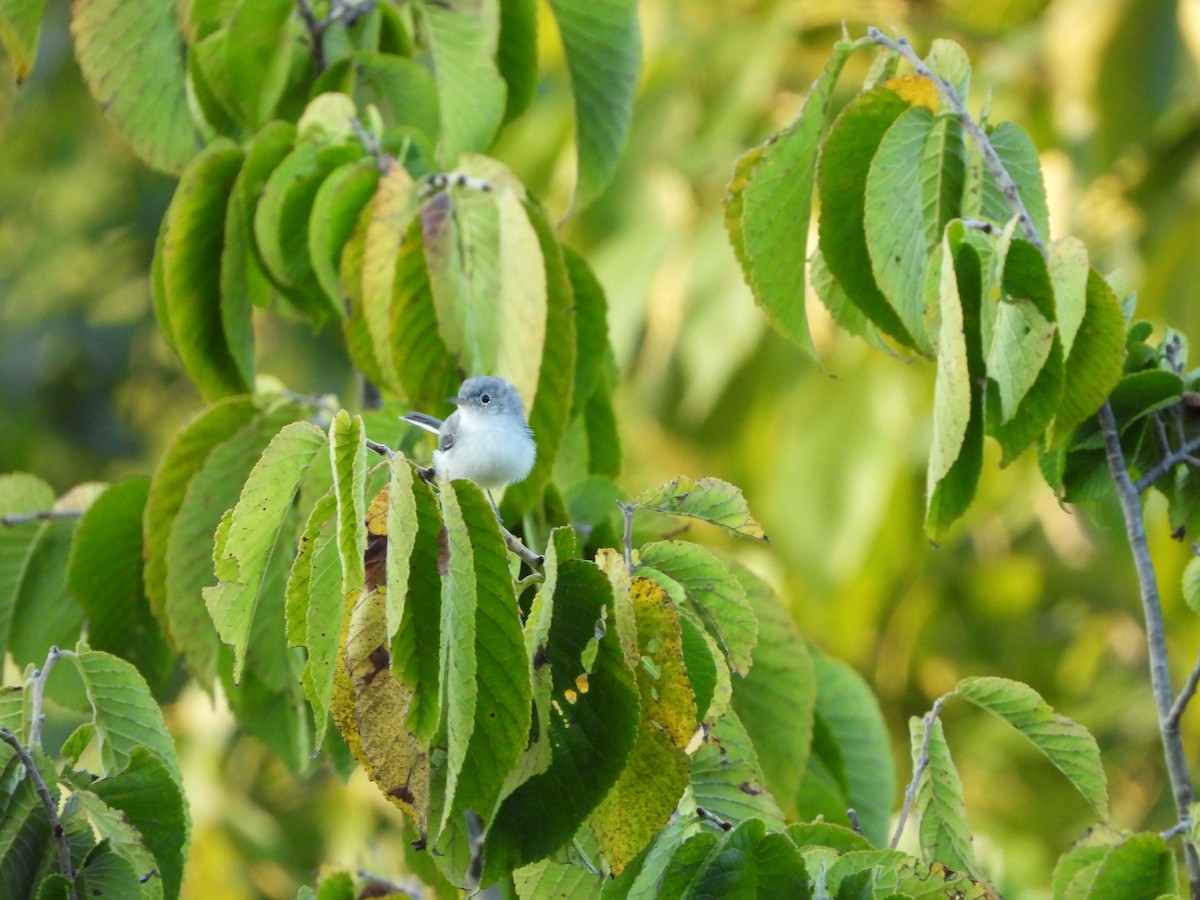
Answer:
[{"xmin": 481, "ymin": 394, "xmax": 492, "ymax": 404}]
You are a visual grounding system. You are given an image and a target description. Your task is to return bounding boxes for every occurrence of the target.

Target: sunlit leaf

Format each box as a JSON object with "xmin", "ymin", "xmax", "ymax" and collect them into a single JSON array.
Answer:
[
  {"xmin": 415, "ymin": 0, "xmax": 506, "ymax": 162},
  {"xmin": 635, "ymin": 476, "xmax": 767, "ymax": 540},
  {"xmin": 726, "ymin": 38, "xmax": 864, "ymax": 356},
  {"xmin": 548, "ymin": 0, "xmax": 640, "ymax": 208},
  {"xmin": 223, "ymin": 0, "xmax": 296, "ymax": 128},
  {"xmin": 71, "ymin": 0, "xmax": 201, "ymax": 172},
  {"xmin": 691, "ymin": 707, "xmax": 784, "ymax": 830},
  {"xmin": 978, "ymin": 122, "xmax": 1050, "ymax": 246},
  {"xmin": 955, "ymin": 676, "xmax": 1108, "ymax": 817},
  {"xmin": 204, "ymin": 421, "xmax": 327, "ymax": 681}
]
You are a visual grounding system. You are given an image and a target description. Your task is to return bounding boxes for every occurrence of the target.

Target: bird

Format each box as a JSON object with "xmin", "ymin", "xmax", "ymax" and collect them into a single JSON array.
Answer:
[{"xmin": 399, "ymin": 375, "xmax": 536, "ymax": 490}]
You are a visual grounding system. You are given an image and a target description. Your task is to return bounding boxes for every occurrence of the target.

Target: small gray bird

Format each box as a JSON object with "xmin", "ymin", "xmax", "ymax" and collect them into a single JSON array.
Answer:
[{"xmin": 400, "ymin": 376, "xmax": 536, "ymax": 489}]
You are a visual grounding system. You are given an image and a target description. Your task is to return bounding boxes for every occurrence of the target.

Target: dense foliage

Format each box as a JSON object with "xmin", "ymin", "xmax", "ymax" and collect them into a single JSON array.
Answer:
[{"xmin": 4, "ymin": 0, "xmax": 1200, "ymax": 898}]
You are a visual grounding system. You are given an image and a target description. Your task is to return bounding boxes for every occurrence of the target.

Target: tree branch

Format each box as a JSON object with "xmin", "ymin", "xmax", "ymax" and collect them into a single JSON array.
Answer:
[
  {"xmin": 866, "ymin": 27, "xmax": 1045, "ymax": 255},
  {"xmin": 501, "ymin": 525, "xmax": 544, "ymax": 571},
  {"xmin": 1, "ymin": 509, "xmax": 81, "ymax": 527},
  {"xmin": 29, "ymin": 645, "xmax": 61, "ymax": 747},
  {"xmin": 365, "ymin": 438, "xmax": 396, "ymax": 460},
  {"xmin": 891, "ymin": 695, "xmax": 947, "ymax": 850},
  {"xmin": 1135, "ymin": 433, "xmax": 1200, "ymax": 494},
  {"xmin": 618, "ymin": 501, "xmax": 636, "ymax": 572},
  {"xmin": 0, "ymin": 729, "xmax": 77, "ymax": 898},
  {"xmin": 1099, "ymin": 402, "xmax": 1200, "ymax": 891},
  {"xmin": 1169, "ymin": 643, "xmax": 1200, "ymax": 731}
]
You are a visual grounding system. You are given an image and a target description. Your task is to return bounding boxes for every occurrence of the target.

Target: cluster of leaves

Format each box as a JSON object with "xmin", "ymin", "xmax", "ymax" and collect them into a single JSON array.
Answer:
[{"xmin": 725, "ymin": 35, "xmax": 1134, "ymax": 541}]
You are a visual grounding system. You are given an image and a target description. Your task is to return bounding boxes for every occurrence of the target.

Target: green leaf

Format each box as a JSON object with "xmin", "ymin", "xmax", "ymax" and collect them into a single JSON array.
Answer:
[
  {"xmin": 864, "ymin": 105, "xmax": 937, "ymax": 354},
  {"xmin": 75, "ymin": 791, "xmax": 162, "ymax": 899},
  {"xmin": 810, "ymin": 651, "xmax": 895, "ymax": 846},
  {"xmin": 1049, "ymin": 237, "xmax": 1089, "ymax": 357},
  {"xmin": 497, "ymin": 0, "xmax": 537, "ymax": 122},
  {"xmin": 955, "ymin": 676, "xmax": 1108, "ymax": 817},
  {"xmin": 1184, "ymin": 554, "xmax": 1200, "ymax": 615},
  {"xmin": 309, "ymin": 160, "xmax": 379, "ymax": 314},
  {"xmin": 7, "ymin": 517, "xmax": 84, "ymax": 678},
  {"xmin": 231, "ymin": 119, "xmax": 298, "ymax": 286},
  {"xmin": 563, "ymin": 246, "xmax": 610, "ymax": 415},
  {"xmin": 0, "ymin": 747, "xmax": 63, "ymax": 897},
  {"xmin": 681, "ymin": 818, "xmax": 811, "ymax": 900},
  {"xmin": 67, "ymin": 478, "xmax": 172, "ymax": 696},
  {"xmin": 431, "ymin": 478, "xmax": 480, "ymax": 841},
  {"xmin": 514, "ymin": 859, "xmax": 603, "ymax": 900},
  {"xmin": 436, "ymin": 481, "xmax": 531, "ymax": 872},
  {"xmin": 0, "ymin": 473, "xmax": 55, "ymax": 665},
  {"xmin": 144, "ymin": 397, "xmax": 259, "ymax": 653},
  {"xmin": 364, "ymin": 166, "xmax": 420, "ymax": 394},
  {"xmin": 639, "ymin": 542, "xmax": 757, "ymax": 677},
  {"xmin": 818, "ymin": 85, "xmax": 916, "ymax": 348},
  {"xmin": 354, "ymin": 51, "xmax": 441, "ymax": 142},
  {"xmin": 219, "ymin": 172, "xmax": 266, "ymax": 384},
  {"xmin": 691, "ymin": 707, "xmax": 784, "ymax": 830},
  {"xmin": 591, "ymin": 577, "xmax": 694, "ymax": 876},
  {"xmin": 223, "ymin": 0, "xmax": 295, "ymax": 128},
  {"xmin": 416, "ymin": 0, "xmax": 506, "ymax": 163},
  {"xmin": 503, "ymin": 201, "xmax": 578, "ymax": 514},
  {"xmin": 204, "ymin": 421, "xmax": 328, "ymax": 681},
  {"xmin": 70, "ymin": 0, "xmax": 201, "ymax": 172},
  {"xmin": 330, "ymin": 411, "xmax": 367, "ymax": 595},
  {"xmin": 927, "ymin": 229, "xmax": 972, "ymax": 501},
  {"xmin": 909, "ymin": 716, "xmax": 979, "ymax": 878},
  {"xmin": 548, "ymin": 0, "xmax": 640, "ymax": 208},
  {"xmin": 161, "ymin": 140, "xmax": 253, "ymax": 400},
  {"xmin": 634, "ymin": 476, "xmax": 767, "ymax": 540},
  {"xmin": 725, "ymin": 38, "xmax": 864, "ymax": 357},
  {"xmin": 286, "ymin": 492, "xmax": 339, "ymax": 748},
  {"xmin": 70, "ymin": 648, "xmax": 181, "ymax": 783},
  {"xmin": 786, "ymin": 821, "xmax": 872, "ymax": 854},
  {"xmin": 986, "ymin": 299, "xmax": 1055, "ymax": 426},
  {"xmin": 254, "ymin": 140, "xmax": 361, "ymax": 324},
  {"xmin": 166, "ymin": 403, "xmax": 301, "ymax": 686},
  {"xmin": 979, "ymin": 121, "xmax": 1050, "ymax": 246},
  {"xmin": 0, "ymin": 0, "xmax": 48, "ymax": 83},
  {"xmin": 483, "ymin": 559, "xmax": 640, "ymax": 882},
  {"xmin": 1089, "ymin": 833, "xmax": 1178, "ymax": 900},
  {"xmin": 727, "ymin": 558, "xmax": 815, "ymax": 821},
  {"xmin": 926, "ymin": 38, "xmax": 971, "ymax": 104},
  {"xmin": 871, "ymin": 856, "xmax": 997, "ymax": 899},
  {"xmin": 1051, "ymin": 270, "xmax": 1127, "ymax": 446}
]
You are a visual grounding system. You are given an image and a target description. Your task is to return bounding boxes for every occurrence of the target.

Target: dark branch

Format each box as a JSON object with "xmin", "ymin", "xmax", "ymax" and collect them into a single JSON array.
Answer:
[
  {"xmin": 1135, "ymin": 434, "xmax": 1200, "ymax": 494},
  {"xmin": 0, "ymin": 729, "xmax": 77, "ymax": 897},
  {"xmin": 1, "ymin": 509, "xmax": 81, "ymax": 527}
]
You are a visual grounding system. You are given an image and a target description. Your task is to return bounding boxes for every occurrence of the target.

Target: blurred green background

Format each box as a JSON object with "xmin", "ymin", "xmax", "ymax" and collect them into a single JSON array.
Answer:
[{"xmin": 5, "ymin": 0, "xmax": 1200, "ymax": 895}]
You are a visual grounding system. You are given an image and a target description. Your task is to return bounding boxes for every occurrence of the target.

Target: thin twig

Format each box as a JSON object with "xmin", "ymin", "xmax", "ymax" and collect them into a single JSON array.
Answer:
[
  {"xmin": 1163, "ymin": 821, "xmax": 1190, "ymax": 841},
  {"xmin": 891, "ymin": 695, "xmax": 947, "ymax": 849},
  {"xmin": 1099, "ymin": 402, "xmax": 1200, "ymax": 890},
  {"xmin": 501, "ymin": 525, "xmax": 543, "ymax": 571},
  {"xmin": 351, "ymin": 117, "xmax": 390, "ymax": 173},
  {"xmin": 846, "ymin": 808, "xmax": 862, "ymax": 835},
  {"xmin": 618, "ymin": 501, "xmax": 636, "ymax": 572},
  {"xmin": 866, "ymin": 27, "xmax": 1045, "ymax": 255},
  {"xmin": 696, "ymin": 806, "xmax": 732, "ymax": 832},
  {"xmin": 1, "ymin": 510, "xmax": 82, "ymax": 527},
  {"xmin": 29, "ymin": 645, "xmax": 61, "ymax": 747},
  {"xmin": 1135, "ymin": 434, "xmax": 1200, "ymax": 493},
  {"xmin": 1169, "ymin": 644, "xmax": 1200, "ymax": 730},
  {"xmin": 0, "ymin": 729, "xmax": 77, "ymax": 897},
  {"xmin": 1151, "ymin": 412, "xmax": 1173, "ymax": 457},
  {"xmin": 365, "ymin": 438, "xmax": 396, "ymax": 460}
]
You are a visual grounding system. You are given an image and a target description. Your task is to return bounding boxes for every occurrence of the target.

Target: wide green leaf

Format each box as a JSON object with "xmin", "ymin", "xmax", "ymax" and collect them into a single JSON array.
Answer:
[
  {"xmin": 161, "ymin": 140, "xmax": 252, "ymax": 400},
  {"xmin": 927, "ymin": 229, "xmax": 972, "ymax": 507},
  {"xmin": 70, "ymin": 648, "xmax": 181, "ymax": 783},
  {"xmin": 204, "ymin": 421, "xmax": 327, "ymax": 681},
  {"xmin": 75, "ymin": 789, "xmax": 162, "ymax": 898},
  {"xmin": 483, "ymin": 559, "xmax": 640, "ymax": 882},
  {"xmin": 639, "ymin": 541, "xmax": 757, "ymax": 677},
  {"xmin": 354, "ymin": 51, "xmax": 441, "ymax": 142},
  {"xmin": 634, "ymin": 476, "xmax": 767, "ymax": 540},
  {"xmin": 1051, "ymin": 270, "xmax": 1127, "ymax": 446},
  {"xmin": 0, "ymin": 0, "xmax": 48, "ymax": 83},
  {"xmin": 222, "ymin": 0, "xmax": 295, "ymax": 128},
  {"xmin": 726, "ymin": 38, "xmax": 864, "ymax": 357},
  {"xmin": 309, "ymin": 159, "xmax": 381, "ymax": 308},
  {"xmin": 818, "ymin": 85, "xmax": 915, "ymax": 348},
  {"xmin": 548, "ymin": 0, "xmax": 640, "ymax": 208},
  {"xmin": 71, "ymin": 0, "xmax": 201, "ymax": 172},
  {"xmin": 330, "ymin": 411, "xmax": 367, "ymax": 595},
  {"xmin": 7, "ymin": 516, "xmax": 83, "ymax": 677},
  {"xmin": 497, "ymin": 0, "xmax": 537, "ymax": 122},
  {"xmin": 1073, "ymin": 833, "xmax": 1179, "ymax": 900},
  {"xmin": 691, "ymin": 707, "xmax": 784, "ymax": 830},
  {"xmin": 680, "ymin": 818, "xmax": 811, "ymax": 900},
  {"xmin": 68, "ymin": 478, "xmax": 172, "ymax": 696},
  {"xmin": 979, "ymin": 121, "xmax": 1050, "ymax": 246},
  {"xmin": 955, "ymin": 676, "xmax": 1108, "ymax": 817},
  {"xmin": 864, "ymin": 105, "xmax": 937, "ymax": 354},
  {"xmin": 365, "ymin": 166, "xmax": 420, "ymax": 395},
  {"xmin": 726, "ymin": 558, "xmax": 815, "ymax": 821},
  {"xmin": 416, "ymin": 0, "xmax": 506, "ymax": 163}
]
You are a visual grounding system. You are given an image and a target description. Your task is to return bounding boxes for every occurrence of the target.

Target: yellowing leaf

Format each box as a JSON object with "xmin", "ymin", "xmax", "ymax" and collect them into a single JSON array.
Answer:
[{"xmin": 883, "ymin": 73, "xmax": 940, "ymax": 110}]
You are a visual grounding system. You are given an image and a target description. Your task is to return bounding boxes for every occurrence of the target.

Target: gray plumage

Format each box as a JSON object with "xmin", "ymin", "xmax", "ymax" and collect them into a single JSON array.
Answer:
[{"xmin": 400, "ymin": 376, "xmax": 536, "ymax": 489}]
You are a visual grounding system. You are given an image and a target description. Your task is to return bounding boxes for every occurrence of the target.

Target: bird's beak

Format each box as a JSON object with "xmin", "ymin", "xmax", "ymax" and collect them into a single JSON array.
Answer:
[{"xmin": 446, "ymin": 396, "xmax": 464, "ymax": 405}]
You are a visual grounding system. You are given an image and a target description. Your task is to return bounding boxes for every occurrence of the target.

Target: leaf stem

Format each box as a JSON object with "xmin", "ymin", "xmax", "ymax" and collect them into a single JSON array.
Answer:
[
  {"xmin": 891, "ymin": 694, "xmax": 947, "ymax": 849},
  {"xmin": 364, "ymin": 438, "xmax": 396, "ymax": 460},
  {"xmin": 28, "ymin": 645, "xmax": 61, "ymax": 747},
  {"xmin": 1099, "ymin": 401, "xmax": 1200, "ymax": 892},
  {"xmin": 0, "ymin": 728, "xmax": 77, "ymax": 898},
  {"xmin": 618, "ymin": 501, "xmax": 636, "ymax": 572}
]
